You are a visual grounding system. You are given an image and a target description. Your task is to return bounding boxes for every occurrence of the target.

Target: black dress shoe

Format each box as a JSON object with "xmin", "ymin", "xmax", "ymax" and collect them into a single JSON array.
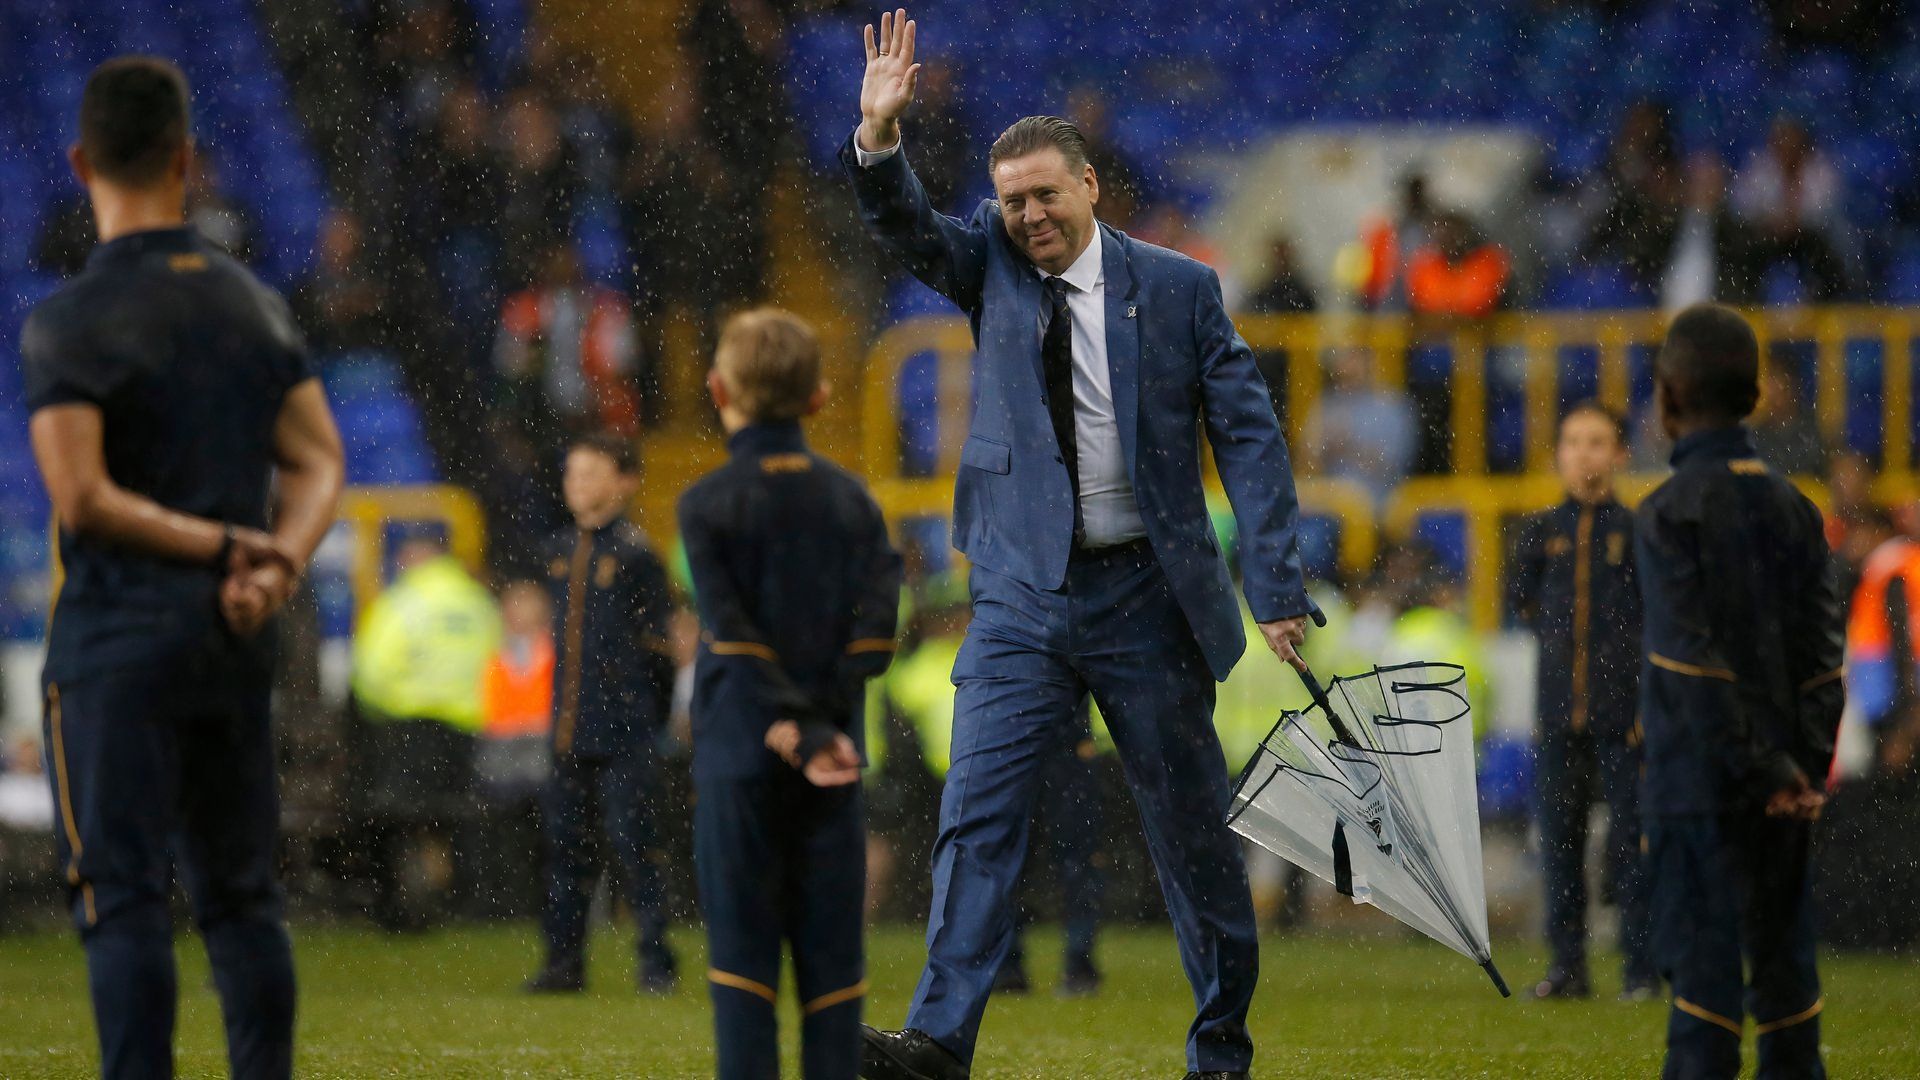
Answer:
[
  {"xmin": 1530, "ymin": 969, "xmax": 1591, "ymax": 1000},
  {"xmin": 860, "ymin": 1026, "xmax": 968, "ymax": 1080},
  {"xmin": 522, "ymin": 966, "xmax": 584, "ymax": 993},
  {"xmin": 1182, "ymin": 1072, "xmax": 1249, "ymax": 1079}
]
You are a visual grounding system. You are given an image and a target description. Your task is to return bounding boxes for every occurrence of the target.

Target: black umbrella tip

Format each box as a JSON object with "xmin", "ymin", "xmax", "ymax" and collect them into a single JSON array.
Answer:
[{"xmin": 1482, "ymin": 959, "xmax": 1512, "ymax": 998}]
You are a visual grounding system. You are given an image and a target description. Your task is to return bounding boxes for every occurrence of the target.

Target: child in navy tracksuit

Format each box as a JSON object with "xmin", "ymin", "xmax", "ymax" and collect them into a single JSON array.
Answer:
[{"xmin": 679, "ymin": 308, "xmax": 903, "ymax": 1079}]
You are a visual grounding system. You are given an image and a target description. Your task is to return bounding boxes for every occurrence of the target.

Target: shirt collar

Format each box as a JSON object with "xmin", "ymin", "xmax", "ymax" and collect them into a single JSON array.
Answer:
[
  {"xmin": 86, "ymin": 225, "xmax": 201, "ymax": 268},
  {"xmin": 1669, "ymin": 424, "xmax": 1758, "ymax": 468},
  {"xmin": 727, "ymin": 419, "xmax": 809, "ymax": 458},
  {"xmin": 1034, "ymin": 226, "xmax": 1104, "ymax": 293}
]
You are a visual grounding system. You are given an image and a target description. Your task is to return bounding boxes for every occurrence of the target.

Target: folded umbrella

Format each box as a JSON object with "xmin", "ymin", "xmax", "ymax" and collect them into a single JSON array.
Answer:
[{"xmin": 1226, "ymin": 661, "xmax": 1509, "ymax": 996}]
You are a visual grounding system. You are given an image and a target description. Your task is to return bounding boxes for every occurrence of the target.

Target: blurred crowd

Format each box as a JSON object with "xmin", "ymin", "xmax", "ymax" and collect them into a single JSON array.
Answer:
[
  {"xmin": 29, "ymin": 2, "xmax": 1908, "ymax": 575},
  {"xmin": 8, "ymin": 0, "xmax": 1920, "ymax": 947}
]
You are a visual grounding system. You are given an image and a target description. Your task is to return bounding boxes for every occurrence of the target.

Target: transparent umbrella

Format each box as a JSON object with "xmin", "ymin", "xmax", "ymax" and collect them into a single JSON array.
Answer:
[{"xmin": 1226, "ymin": 662, "xmax": 1510, "ymax": 996}]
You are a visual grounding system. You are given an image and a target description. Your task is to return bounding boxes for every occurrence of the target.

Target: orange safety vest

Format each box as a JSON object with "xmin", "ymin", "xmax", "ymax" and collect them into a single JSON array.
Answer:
[
  {"xmin": 1406, "ymin": 244, "xmax": 1510, "ymax": 319},
  {"xmin": 482, "ymin": 637, "xmax": 555, "ymax": 739},
  {"xmin": 1847, "ymin": 537, "xmax": 1920, "ymax": 725}
]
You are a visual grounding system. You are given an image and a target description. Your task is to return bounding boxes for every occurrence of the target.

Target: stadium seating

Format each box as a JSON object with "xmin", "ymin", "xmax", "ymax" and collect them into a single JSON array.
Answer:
[{"xmin": 0, "ymin": 2, "xmax": 426, "ymax": 642}]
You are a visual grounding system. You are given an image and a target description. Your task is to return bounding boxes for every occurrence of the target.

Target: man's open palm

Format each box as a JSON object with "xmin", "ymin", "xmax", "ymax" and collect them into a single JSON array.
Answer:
[{"xmin": 859, "ymin": 8, "xmax": 920, "ymax": 148}]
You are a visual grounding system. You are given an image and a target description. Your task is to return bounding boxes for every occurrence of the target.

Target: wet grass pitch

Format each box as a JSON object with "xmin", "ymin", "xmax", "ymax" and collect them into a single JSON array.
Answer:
[{"xmin": 1, "ymin": 923, "xmax": 1915, "ymax": 1077}]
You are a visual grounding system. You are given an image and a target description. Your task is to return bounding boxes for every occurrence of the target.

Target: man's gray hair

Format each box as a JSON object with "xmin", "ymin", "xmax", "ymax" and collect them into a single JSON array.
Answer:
[{"xmin": 988, "ymin": 115, "xmax": 1090, "ymax": 174}]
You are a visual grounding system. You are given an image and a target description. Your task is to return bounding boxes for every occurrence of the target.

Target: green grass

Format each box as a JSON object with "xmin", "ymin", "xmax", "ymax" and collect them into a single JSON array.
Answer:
[{"xmin": 1, "ymin": 924, "xmax": 1915, "ymax": 1077}]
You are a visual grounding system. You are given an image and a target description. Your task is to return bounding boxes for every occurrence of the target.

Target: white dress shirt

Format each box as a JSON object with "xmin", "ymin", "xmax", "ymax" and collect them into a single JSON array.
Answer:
[{"xmin": 855, "ymin": 134, "xmax": 1146, "ymax": 547}]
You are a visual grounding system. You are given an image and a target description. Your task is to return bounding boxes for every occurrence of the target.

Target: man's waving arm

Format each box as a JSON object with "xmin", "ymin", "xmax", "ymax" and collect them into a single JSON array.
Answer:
[
  {"xmin": 1192, "ymin": 267, "xmax": 1323, "ymax": 668},
  {"xmin": 841, "ymin": 8, "xmax": 989, "ymax": 311}
]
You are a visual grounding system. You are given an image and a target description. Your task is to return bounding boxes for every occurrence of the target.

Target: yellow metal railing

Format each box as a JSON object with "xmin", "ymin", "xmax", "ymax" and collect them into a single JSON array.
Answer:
[
  {"xmin": 329, "ymin": 308, "xmax": 1920, "ymax": 629},
  {"xmin": 861, "ymin": 307, "xmax": 1920, "ymax": 479},
  {"xmin": 337, "ymin": 485, "xmax": 487, "ymax": 613},
  {"xmin": 856, "ymin": 306, "xmax": 1920, "ymax": 629}
]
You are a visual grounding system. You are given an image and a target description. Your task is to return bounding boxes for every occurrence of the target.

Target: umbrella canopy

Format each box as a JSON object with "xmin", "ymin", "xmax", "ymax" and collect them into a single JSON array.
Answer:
[{"xmin": 1226, "ymin": 661, "xmax": 1509, "ymax": 996}]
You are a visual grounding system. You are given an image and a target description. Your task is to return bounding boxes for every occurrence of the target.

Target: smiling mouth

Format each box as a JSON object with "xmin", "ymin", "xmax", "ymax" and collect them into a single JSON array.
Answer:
[{"xmin": 1028, "ymin": 228, "xmax": 1058, "ymax": 243}]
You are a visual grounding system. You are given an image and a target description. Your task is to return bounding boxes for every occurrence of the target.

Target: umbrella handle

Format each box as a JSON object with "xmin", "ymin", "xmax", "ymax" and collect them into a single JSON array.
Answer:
[
  {"xmin": 1482, "ymin": 959, "xmax": 1512, "ymax": 998},
  {"xmin": 1296, "ymin": 664, "xmax": 1359, "ymax": 746}
]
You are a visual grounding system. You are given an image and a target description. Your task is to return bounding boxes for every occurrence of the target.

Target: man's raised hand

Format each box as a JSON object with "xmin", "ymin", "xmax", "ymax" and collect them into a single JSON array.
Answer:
[{"xmin": 858, "ymin": 8, "xmax": 920, "ymax": 152}]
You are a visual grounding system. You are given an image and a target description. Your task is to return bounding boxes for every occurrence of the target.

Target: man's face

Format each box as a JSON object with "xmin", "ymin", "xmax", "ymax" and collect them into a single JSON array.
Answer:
[
  {"xmin": 1555, "ymin": 411, "xmax": 1625, "ymax": 492},
  {"xmin": 993, "ymin": 147, "xmax": 1098, "ymax": 275},
  {"xmin": 562, "ymin": 449, "xmax": 633, "ymax": 523}
]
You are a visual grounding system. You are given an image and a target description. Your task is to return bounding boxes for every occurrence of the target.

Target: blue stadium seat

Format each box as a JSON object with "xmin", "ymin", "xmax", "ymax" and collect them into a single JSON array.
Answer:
[
  {"xmin": 1542, "ymin": 262, "xmax": 1647, "ymax": 311},
  {"xmin": 1477, "ymin": 732, "xmax": 1533, "ymax": 822}
]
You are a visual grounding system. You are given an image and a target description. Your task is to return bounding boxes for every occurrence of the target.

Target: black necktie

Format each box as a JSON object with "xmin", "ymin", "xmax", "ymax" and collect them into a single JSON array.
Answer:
[{"xmin": 1041, "ymin": 276, "xmax": 1082, "ymax": 541}]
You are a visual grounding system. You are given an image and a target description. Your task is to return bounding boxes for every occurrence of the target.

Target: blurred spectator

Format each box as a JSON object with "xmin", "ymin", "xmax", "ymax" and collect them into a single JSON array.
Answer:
[
  {"xmin": 876, "ymin": 575, "xmax": 972, "ymax": 916},
  {"xmin": 1732, "ymin": 115, "xmax": 1852, "ymax": 300},
  {"xmin": 497, "ymin": 87, "xmax": 579, "ymax": 289},
  {"xmin": 1577, "ymin": 100, "xmax": 1683, "ymax": 292},
  {"xmin": 1066, "ymin": 83, "xmax": 1147, "ymax": 230},
  {"xmin": 1825, "ymin": 450, "xmax": 1880, "ymax": 564},
  {"xmin": 372, "ymin": 0, "xmax": 471, "ymax": 138},
  {"xmin": 684, "ymin": 0, "xmax": 791, "ymax": 303},
  {"xmin": 1835, "ymin": 504, "xmax": 1896, "ymax": 616},
  {"xmin": 349, "ymin": 534, "xmax": 503, "ymax": 930},
  {"xmin": 493, "ymin": 241, "xmax": 642, "ymax": 438},
  {"xmin": 902, "ymin": 64, "xmax": 975, "ymax": 213},
  {"xmin": 1384, "ymin": 559, "xmax": 1490, "ymax": 737},
  {"xmin": 32, "ymin": 195, "xmax": 93, "ymax": 277},
  {"xmin": 1244, "ymin": 235, "xmax": 1318, "ymax": 315},
  {"xmin": 623, "ymin": 81, "xmax": 755, "ymax": 390},
  {"xmin": 1353, "ymin": 172, "xmax": 1436, "ymax": 311},
  {"xmin": 185, "ymin": 151, "xmax": 262, "ymax": 264},
  {"xmin": 479, "ymin": 579, "xmax": 556, "ymax": 787},
  {"xmin": 1244, "ymin": 234, "xmax": 1318, "ymax": 425},
  {"xmin": 1659, "ymin": 151, "xmax": 1761, "ymax": 311},
  {"xmin": 0, "ymin": 737, "xmax": 52, "ymax": 832},
  {"xmin": 1405, "ymin": 208, "xmax": 1504, "ymax": 472},
  {"xmin": 522, "ymin": 37, "xmax": 634, "ymax": 199},
  {"xmin": 1300, "ymin": 345, "xmax": 1418, "ymax": 507},
  {"xmin": 419, "ymin": 80, "xmax": 507, "ymax": 337},
  {"xmin": 473, "ymin": 578, "xmax": 555, "ymax": 918},
  {"xmin": 1844, "ymin": 514, "xmax": 1920, "ymax": 757},
  {"xmin": 1749, "ymin": 361, "xmax": 1830, "ymax": 476},
  {"xmin": 1406, "ymin": 210, "xmax": 1510, "ymax": 320},
  {"xmin": 293, "ymin": 208, "xmax": 389, "ymax": 356}
]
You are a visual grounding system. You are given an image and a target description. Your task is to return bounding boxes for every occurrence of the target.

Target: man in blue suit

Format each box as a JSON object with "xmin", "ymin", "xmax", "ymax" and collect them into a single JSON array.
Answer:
[{"xmin": 847, "ymin": 13, "xmax": 1322, "ymax": 1080}]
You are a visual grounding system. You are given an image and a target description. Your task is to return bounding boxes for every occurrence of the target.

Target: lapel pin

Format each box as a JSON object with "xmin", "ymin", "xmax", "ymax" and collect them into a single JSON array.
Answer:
[{"xmin": 1126, "ymin": 305, "xmax": 1137, "ymax": 318}]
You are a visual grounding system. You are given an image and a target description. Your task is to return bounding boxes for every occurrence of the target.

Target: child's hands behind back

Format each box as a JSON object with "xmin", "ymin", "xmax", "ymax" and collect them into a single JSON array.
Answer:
[{"xmin": 764, "ymin": 720, "xmax": 863, "ymax": 787}]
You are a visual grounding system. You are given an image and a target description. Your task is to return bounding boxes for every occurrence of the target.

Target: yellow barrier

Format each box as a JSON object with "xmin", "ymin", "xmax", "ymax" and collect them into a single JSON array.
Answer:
[
  {"xmin": 337, "ymin": 485, "xmax": 487, "ymax": 614},
  {"xmin": 1380, "ymin": 474, "xmax": 1673, "ymax": 635},
  {"xmin": 856, "ymin": 307, "xmax": 1920, "ymax": 629},
  {"xmin": 861, "ymin": 307, "xmax": 1920, "ymax": 479}
]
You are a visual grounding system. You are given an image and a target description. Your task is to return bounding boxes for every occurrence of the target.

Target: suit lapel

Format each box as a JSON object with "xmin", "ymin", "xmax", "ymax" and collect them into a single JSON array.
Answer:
[{"xmin": 1101, "ymin": 224, "xmax": 1141, "ymax": 481}]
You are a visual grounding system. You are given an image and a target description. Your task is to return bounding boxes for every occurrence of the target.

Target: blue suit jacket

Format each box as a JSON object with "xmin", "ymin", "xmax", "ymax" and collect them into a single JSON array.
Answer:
[{"xmin": 844, "ymin": 136, "xmax": 1320, "ymax": 680}]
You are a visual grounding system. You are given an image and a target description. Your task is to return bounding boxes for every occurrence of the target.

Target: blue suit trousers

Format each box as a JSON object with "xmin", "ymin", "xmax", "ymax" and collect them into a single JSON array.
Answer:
[{"xmin": 906, "ymin": 541, "xmax": 1259, "ymax": 1072}]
